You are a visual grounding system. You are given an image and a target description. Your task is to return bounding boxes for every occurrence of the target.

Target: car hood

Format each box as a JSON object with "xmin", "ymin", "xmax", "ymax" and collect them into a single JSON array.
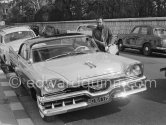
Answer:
[
  {"xmin": 33, "ymin": 52, "xmax": 139, "ymax": 83},
  {"xmin": 6, "ymin": 38, "xmax": 30, "ymax": 52}
]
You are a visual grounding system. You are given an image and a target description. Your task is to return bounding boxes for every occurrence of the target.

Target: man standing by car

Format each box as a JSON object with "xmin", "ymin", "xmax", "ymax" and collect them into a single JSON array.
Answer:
[{"xmin": 92, "ymin": 18, "xmax": 113, "ymax": 52}]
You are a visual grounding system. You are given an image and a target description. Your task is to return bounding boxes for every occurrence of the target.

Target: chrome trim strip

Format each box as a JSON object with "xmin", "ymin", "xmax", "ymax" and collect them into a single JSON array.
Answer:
[
  {"xmin": 156, "ymin": 47, "xmax": 166, "ymax": 50},
  {"xmin": 114, "ymin": 87, "xmax": 146, "ymax": 98},
  {"xmin": 40, "ymin": 102, "xmax": 88, "ymax": 116}
]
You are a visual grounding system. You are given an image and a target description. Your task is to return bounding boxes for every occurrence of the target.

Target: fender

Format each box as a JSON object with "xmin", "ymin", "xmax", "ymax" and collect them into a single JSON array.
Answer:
[{"xmin": 160, "ymin": 67, "xmax": 166, "ymax": 77}]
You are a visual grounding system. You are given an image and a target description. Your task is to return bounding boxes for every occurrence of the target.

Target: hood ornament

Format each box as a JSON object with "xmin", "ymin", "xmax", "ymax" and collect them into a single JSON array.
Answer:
[{"xmin": 84, "ymin": 61, "xmax": 96, "ymax": 69}]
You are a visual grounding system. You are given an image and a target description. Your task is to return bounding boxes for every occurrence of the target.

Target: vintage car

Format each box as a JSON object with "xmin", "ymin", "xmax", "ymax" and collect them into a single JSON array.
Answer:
[
  {"xmin": 0, "ymin": 25, "xmax": 36, "ymax": 68},
  {"xmin": 12, "ymin": 33, "xmax": 146, "ymax": 122},
  {"xmin": 68, "ymin": 24, "xmax": 119, "ymax": 55},
  {"xmin": 117, "ymin": 25, "xmax": 166, "ymax": 56},
  {"xmin": 67, "ymin": 24, "xmax": 97, "ymax": 36},
  {"xmin": 75, "ymin": 24, "xmax": 97, "ymax": 36}
]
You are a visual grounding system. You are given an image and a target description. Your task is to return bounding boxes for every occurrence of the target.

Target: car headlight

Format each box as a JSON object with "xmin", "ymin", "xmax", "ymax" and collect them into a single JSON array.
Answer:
[
  {"xmin": 125, "ymin": 64, "xmax": 143, "ymax": 77},
  {"xmin": 44, "ymin": 79, "xmax": 67, "ymax": 93}
]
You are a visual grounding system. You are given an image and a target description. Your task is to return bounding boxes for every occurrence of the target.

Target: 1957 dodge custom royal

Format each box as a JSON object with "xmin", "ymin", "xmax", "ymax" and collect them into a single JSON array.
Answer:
[{"xmin": 10, "ymin": 33, "xmax": 146, "ymax": 122}]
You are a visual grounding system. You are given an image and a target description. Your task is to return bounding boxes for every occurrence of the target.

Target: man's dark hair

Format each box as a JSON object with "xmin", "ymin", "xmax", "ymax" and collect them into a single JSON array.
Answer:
[{"xmin": 96, "ymin": 17, "xmax": 103, "ymax": 21}]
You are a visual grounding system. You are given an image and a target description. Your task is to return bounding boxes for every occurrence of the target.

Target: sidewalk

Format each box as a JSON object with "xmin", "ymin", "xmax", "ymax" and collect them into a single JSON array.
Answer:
[{"xmin": 0, "ymin": 70, "xmax": 34, "ymax": 125}]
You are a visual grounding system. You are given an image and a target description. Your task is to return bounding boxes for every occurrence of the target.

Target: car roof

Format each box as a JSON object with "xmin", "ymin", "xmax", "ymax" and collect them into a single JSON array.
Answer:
[
  {"xmin": 78, "ymin": 24, "xmax": 96, "ymax": 27},
  {"xmin": 24, "ymin": 33, "xmax": 88, "ymax": 47},
  {"xmin": 77, "ymin": 24, "xmax": 96, "ymax": 29},
  {"xmin": 0, "ymin": 25, "xmax": 33, "ymax": 35}
]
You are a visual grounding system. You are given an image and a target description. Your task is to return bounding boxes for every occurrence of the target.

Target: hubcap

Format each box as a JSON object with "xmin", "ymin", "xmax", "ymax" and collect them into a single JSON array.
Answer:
[
  {"xmin": 119, "ymin": 43, "xmax": 123, "ymax": 50},
  {"xmin": 145, "ymin": 47, "xmax": 149, "ymax": 51}
]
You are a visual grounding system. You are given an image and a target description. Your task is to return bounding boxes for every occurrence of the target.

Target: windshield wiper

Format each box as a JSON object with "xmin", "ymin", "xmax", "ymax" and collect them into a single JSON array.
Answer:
[
  {"xmin": 45, "ymin": 52, "xmax": 72, "ymax": 61},
  {"xmin": 45, "ymin": 51, "xmax": 87, "ymax": 61}
]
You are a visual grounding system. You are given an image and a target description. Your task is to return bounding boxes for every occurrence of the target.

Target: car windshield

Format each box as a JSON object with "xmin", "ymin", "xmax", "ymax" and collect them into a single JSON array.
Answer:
[
  {"xmin": 4, "ymin": 31, "xmax": 35, "ymax": 43},
  {"xmin": 77, "ymin": 25, "xmax": 96, "ymax": 32},
  {"xmin": 32, "ymin": 36, "xmax": 99, "ymax": 63},
  {"xmin": 154, "ymin": 28, "xmax": 166, "ymax": 36}
]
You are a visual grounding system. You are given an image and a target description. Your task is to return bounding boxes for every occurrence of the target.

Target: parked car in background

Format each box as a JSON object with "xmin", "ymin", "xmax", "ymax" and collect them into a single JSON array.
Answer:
[
  {"xmin": 67, "ymin": 24, "xmax": 96, "ymax": 36},
  {"xmin": 11, "ymin": 33, "xmax": 146, "ymax": 122},
  {"xmin": 117, "ymin": 25, "xmax": 166, "ymax": 56},
  {"xmin": 69, "ymin": 24, "xmax": 119, "ymax": 55},
  {"xmin": 76, "ymin": 24, "xmax": 97, "ymax": 36},
  {"xmin": 0, "ymin": 25, "xmax": 36, "ymax": 71}
]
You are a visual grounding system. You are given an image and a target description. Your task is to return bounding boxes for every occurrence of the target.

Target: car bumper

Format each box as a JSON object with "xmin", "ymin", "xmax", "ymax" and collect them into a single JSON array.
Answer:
[
  {"xmin": 37, "ymin": 76, "xmax": 146, "ymax": 117},
  {"xmin": 154, "ymin": 47, "xmax": 166, "ymax": 53}
]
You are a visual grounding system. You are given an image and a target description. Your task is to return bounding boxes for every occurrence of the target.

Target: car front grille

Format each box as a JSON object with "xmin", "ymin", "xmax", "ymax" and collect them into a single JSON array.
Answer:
[
  {"xmin": 45, "ymin": 77, "xmax": 130, "ymax": 96},
  {"xmin": 42, "ymin": 95, "xmax": 89, "ymax": 110},
  {"xmin": 64, "ymin": 79, "xmax": 111, "ymax": 94}
]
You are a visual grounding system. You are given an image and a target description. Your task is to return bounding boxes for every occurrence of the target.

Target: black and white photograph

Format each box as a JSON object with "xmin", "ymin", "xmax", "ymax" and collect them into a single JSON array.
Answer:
[{"xmin": 0, "ymin": 0, "xmax": 166, "ymax": 125}]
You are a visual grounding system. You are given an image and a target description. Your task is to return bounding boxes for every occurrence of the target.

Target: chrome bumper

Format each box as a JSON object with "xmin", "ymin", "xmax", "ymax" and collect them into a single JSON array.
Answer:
[
  {"xmin": 37, "ymin": 76, "xmax": 146, "ymax": 116},
  {"xmin": 156, "ymin": 47, "xmax": 166, "ymax": 50}
]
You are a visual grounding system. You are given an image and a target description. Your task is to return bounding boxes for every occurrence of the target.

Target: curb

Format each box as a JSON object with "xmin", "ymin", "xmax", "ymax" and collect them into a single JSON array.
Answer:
[{"xmin": 0, "ymin": 70, "xmax": 34, "ymax": 125}]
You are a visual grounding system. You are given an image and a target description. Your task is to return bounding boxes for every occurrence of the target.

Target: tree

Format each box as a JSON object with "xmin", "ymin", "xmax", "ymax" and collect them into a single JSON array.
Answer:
[{"xmin": 4, "ymin": 0, "xmax": 166, "ymax": 23}]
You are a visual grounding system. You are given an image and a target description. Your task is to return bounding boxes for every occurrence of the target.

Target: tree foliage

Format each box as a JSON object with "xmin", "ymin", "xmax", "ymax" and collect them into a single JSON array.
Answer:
[{"xmin": 4, "ymin": 0, "xmax": 166, "ymax": 23}]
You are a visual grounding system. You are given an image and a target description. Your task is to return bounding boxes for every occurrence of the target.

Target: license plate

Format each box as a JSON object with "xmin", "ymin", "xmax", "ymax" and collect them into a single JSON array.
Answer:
[{"xmin": 88, "ymin": 94, "xmax": 110, "ymax": 105}]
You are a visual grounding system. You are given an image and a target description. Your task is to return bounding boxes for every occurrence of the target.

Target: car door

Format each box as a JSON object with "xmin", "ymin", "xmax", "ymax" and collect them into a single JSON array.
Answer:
[
  {"xmin": 16, "ymin": 44, "xmax": 33, "ymax": 87},
  {"xmin": 0, "ymin": 35, "xmax": 3, "ymax": 59},
  {"xmin": 124, "ymin": 26, "xmax": 140, "ymax": 47},
  {"xmin": 0, "ymin": 34, "xmax": 8, "ymax": 62},
  {"xmin": 136, "ymin": 26, "xmax": 150, "ymax": 47},
  {"xmin": 0, "ymin": 35, "xmax": 3, "ymax": 52}
]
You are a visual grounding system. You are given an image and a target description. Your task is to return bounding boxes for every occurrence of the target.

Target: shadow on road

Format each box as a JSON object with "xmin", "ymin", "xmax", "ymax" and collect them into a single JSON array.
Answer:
[
  {"xmin": 12, "ymin": 83, "xmax": 130, "ymax": 124},
  {"xmin": 58, "ymin": 99, "xmax": 130, "ymax": 124},
  {"xmin": 139, "ymin": 79, "xmax": 166, "ymax": 104}
]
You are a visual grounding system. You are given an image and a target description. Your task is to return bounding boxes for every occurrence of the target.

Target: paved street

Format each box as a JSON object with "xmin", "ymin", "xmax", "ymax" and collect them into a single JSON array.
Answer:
[{"xmin": 1, "ymin": 49, "xmax": 166, "ymax": 125}]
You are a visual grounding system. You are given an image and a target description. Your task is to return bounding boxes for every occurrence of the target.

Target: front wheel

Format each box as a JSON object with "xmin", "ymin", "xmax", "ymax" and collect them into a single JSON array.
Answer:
[
  {"xmin": 30, "ymin": 88, "xmax": 37, "ymax": 101},
  {"xmin": 142, "ymin": 44, "xmax": 152, "ymax": 56}
]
